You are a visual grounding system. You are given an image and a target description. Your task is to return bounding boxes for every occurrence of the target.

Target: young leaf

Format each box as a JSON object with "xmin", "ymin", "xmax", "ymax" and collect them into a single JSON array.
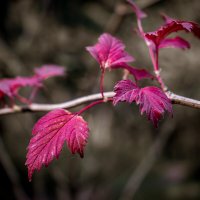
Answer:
[
  {"xmin": 26, "ymin": 109, "xmax": 89, "ymax": 181},
  {"xmin": 159, "ymin": 36, "xmax": 190, "ymax": 49},
  {"xmin": 114, "ymin": 64, "xmax": 154, "ymax": 81},
  {"xmin": 128, "ymin": 67, "xmax": 154, "ymax": 81},
  {"xmin": 34, "ymin": 65, "xmax": 65, "ymax": 80},
  {"xmin": 0, "ymin": 79, "xmax": 13, "ymax": 99},
  {"xmin": 136, "ymin": 86, "xmax": 173, "ymax": 127},
  {"xmin": 0, "ymin": 65, "xmax": 65, "ymax": 105},
  {"xmin": 113, "ymin": 79, "xmax": 140, "ymax": 105},
  {"xmin": 145, "ymin": 17, "xmax": 200, "ymax": 48},
  {"xmin": 0, "ymin": 76, "xmax": 41, "ymax": 101},
  {"xmin": 86, "ymin": 33, "xmax": 134, "ymax": 70},
  {"xmin": 113, "ymin": 80, "xmax": 172, "ymax": 127}
]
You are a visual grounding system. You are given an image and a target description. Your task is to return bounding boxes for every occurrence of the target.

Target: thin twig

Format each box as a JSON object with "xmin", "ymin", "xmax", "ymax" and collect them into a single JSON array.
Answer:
[{"xmin": 0, "ymin": 90, "xmax": 200, "ymax": 116}]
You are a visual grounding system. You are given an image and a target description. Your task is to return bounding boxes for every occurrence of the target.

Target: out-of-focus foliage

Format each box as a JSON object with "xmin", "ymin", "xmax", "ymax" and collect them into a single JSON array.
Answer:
[{"xmin": 1, "ymin": 0, "xmax": 200, "ymax": 199}]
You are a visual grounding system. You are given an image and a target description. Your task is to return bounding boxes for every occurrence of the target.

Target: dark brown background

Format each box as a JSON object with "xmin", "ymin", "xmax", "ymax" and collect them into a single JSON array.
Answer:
[{"xmin": 0, "ymin": 0, "xmax": 200, "ymax": 199}]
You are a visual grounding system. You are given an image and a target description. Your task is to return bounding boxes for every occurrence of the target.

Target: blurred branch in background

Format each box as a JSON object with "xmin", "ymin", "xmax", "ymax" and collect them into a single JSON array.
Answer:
[
  {"xmin": 105, "ymin": 0, "xmax": 161, "ymax": 34},
  {"xmin": 119, "ymin": 122, "xmax": 175, "ymax": 200},
  {"xmin": 0, "ymin": 136, "xmax": 29, "ymax": 200},
  {"xmin": 0, "ymin": 38, "xmax": 25, "ymax": 75}
]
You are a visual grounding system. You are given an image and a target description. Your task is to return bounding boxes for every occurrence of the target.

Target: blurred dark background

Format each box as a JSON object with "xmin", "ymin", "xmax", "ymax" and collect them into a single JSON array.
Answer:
[{"xmin": 0, "ymin": 0, "xmax": 200, "ymax": 199}]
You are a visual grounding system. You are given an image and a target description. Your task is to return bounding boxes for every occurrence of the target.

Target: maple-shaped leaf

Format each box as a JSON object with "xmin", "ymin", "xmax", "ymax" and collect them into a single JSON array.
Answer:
[
  {"xmin": 86, "ymin": 33, "xmax": 134, "ymax": 69},
  {"xmin": 159, "ymin": 36, "xmax": 190, "ymax": 49},
  {"xmin": 113, "ymin": 79, "xmax": 140, "ymax": 105},
  {"xmin": 145, "ymin": 17, "xmax": 200, "ymax": 48},
  {"xmin": 136, "ymin": 86, "xmax": 173, "ymax": 127},
  {"xmin": 113, "ymin": 80, "xmax": 172, "ymax": 127},
  {"xmin": 34, "ymin": 65, "xmax": 65, "ymax": 80},
  {"xmin": 26, "ymin": 109, "xmax": 89, "ymax": 181}
]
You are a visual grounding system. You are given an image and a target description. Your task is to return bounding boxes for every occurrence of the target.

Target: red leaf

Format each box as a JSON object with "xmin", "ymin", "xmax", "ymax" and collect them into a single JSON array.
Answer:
[
  {"xmin": 113, "ymin": 80, "xmax": 172, "ymax": 127},
  {"xmin": 0, "ymin": 79, "xmax": 13, "ymax": 98},
  {"xmin": 86, "ymin": 33, "xmax": 134, "ymax": 69},
  {"xmin": 34, "ymin": 65, "xmax": 65, "ymax": 80},
  {"xmin": 26, "ymin": 109, "xmax": 89, "ymax": 181},
  {"xmin": 107, "ymin": 63, "xmax": 154, "ymax": 81},
  {"xmin": 159, "ymin": 36, "xmax": 190, "ymax": 49},
  {"xmin": 128, "ymin": 67, "xmax": 154, "ymax": 81},
  {"xmin": 0, "ymin": 76, "xmax": 41, "ymax": 100},
  {"xmin": 113, "ymin": 79, "xmax": 140, "ymax": 105},
  {"xmin": 114, "ymin": 64, "xmax": 154, "ymax": 81},
  {"xmin": 137, "ymin": 86, "xmax": 173, "ymax": 127},
  {"xmin": 0, "ymin": 65, "xmax": 65, "ymax": 105},
  {"xmin": 145, "ymin": 17, "xmax": 200, "ymax": 48}
]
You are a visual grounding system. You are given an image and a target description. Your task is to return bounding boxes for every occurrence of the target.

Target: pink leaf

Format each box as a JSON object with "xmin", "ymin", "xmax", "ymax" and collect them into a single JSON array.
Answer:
[
  {"xmin": 0, "ymin": 76, "xmax": 41, "ymax": 101},
  {"xmin": 14, "ymin": 76, "xmax": 42, "ymax": 88},
  {"xmin": 113, "ymin": 80, "xmax": 172, "ymax": 127},
  {"xmin": 0, "ymin": 79, "xmax": 13, "ymax": 98},
  {"xmin": 86, "ymin": 33, "xmax": 134, "ymax": 69},
  {"xmin": 119, "ymin": 64, "xmax": 154, "ymax": 81},
  {"xmin": 129, "ymin": 67, "xmax": 154, "ymax": 81},
  {"xmin": 114, "ymin": 64, "xmax": 154, "ymax": 81},
  {"xmin": 137, "ymin": 86, "xmax": 173, "ymax": 127},
  {"xmin": 159, "ymin": 36, "xmax": 190, "ymax": 49},
  {"xmin": 34, "ymin": 65, "xmax": 65, "ymax": 80},
  {"xmin": 0, "ymin": 65, "xmax": 65, "ymax": 105},
  {"xmin": 26, "ymin": 109, "xmax": 89, "ymax": 181},
  {"xmin": 145, "ymin": 17, "xmax": 200, "ymax": 48},
  {"xmin": 127, "ymin": 0, "xmax": 147, "ymax": 20},
  {"xmin": 113, "ymin": 79, "xmax": 140, "ymax": 105}
]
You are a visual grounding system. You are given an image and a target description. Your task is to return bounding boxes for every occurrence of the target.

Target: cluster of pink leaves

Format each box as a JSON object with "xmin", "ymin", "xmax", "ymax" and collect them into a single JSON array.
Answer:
[
  {"xmin": 127, "ymin": 0, "xmax": 200, "ymax": 72},
  {"xmin": 26, "ymin": 0, "xmax": 200, "ymax": 181},
  {"xmin": 0, "ymin": 65, "xmax": 65, "ymax": 106},
  {"xmin": 86, "ymin": 33, "xmax": 172, "ymax": 126}
]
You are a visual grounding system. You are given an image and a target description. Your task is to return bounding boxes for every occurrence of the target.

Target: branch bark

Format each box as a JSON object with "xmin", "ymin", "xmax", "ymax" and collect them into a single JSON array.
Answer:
[
  {"xmin": 0, "ymin": 90, "xmax": 200, "ymax": 116},
  {"xmin": 0, "ymin": 92, "xmax": 115, "ymax": 115},
  {"xmin": 167, "ymin": 91, "xmax": 200, "ymax": 109}
]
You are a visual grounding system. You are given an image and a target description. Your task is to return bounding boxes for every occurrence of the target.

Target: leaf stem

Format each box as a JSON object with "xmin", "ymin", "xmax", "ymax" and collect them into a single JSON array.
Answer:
[
  {"xmin": 77, "ymin": 98, "xmax": 112, "ymax": 115},
  {"xmin": 100, "ymin": 68, "xmax": 105, "ymax": 98},
  {"xmin": 138, "ymin": 15, "xmax": 168, "ymax": 92},
  {"xmin": 154, "ymin": 47, "xmax": 168, "ymax": 91},
  {"xmin": 77, "ymin": 100, "xmax": 104, "ymax": 115}
]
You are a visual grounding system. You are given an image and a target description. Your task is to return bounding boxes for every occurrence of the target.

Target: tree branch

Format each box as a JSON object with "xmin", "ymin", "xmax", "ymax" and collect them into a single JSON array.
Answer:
[
  {"xmin": 0, "ymin": 90, "xmax": 200, "ymax": 116},
  {"xmin": 167, "ymin": 91, "xmax": 200, "ymax": 109},
  {"xmin": 0, "ymin": 92, "xmax": 115, "ymax": 115}
]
